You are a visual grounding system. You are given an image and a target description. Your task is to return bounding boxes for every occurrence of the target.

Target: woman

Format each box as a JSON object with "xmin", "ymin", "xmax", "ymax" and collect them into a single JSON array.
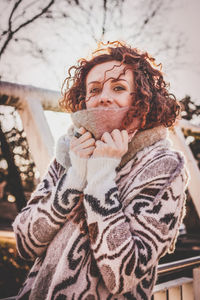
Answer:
[{"xmin": 13, "ymin": 41, "xmax": 188, "ymax": 300}]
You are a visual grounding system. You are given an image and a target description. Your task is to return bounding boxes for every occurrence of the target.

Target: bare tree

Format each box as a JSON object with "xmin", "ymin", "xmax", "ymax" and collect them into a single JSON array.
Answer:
[
  {"xmin": 0, "ymin": 0, "xmax": 125, "ymax": 82},
  {"xmin": 0, "ymin": 0, "xmax": 191, "ymax": 88},
  {"xmin": 0, "ymin": 0, "xmax": 57, "ymax": 61}
]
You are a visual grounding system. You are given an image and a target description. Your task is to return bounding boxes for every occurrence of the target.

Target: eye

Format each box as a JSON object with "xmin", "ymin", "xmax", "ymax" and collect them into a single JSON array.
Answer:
[
  {"xmin": 113, "ymin": 85, "xmax": 126, "ymax": 92},
  {"xmin": 89, "ymin": 87, "xmax": 101, "ymax": 94}
]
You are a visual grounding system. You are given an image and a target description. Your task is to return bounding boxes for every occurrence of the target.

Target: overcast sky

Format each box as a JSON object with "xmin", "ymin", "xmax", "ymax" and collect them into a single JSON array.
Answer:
[
  {"xmin": 1, "ymin": 0, "xmax": 200, "ymax": 140},
  {"xmin": 0, "ymin": 0, "xmax": 199, "ymax": 101}
]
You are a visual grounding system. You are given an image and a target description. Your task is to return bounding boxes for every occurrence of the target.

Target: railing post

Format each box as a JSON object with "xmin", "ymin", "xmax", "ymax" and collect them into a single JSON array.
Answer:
[
  {"xmin": 182, "ymin": 281, "xmax": 194, "ymax": 300},
  {"xmin": 193, "ymin": 266, "xmax": 200, "ymax": 300},
  {"xmin": 153, "ymin": 290, "xmax": 167, "ymax": 300},
  {"xmin": 168, "ymin": 286, "xmax": 181, "ymax": 299}
]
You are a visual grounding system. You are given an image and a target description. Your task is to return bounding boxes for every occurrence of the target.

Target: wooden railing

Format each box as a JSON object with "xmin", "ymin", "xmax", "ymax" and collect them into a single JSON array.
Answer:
[{"xmin": 153, "ymin": 256, "xmax": 200, "ymax": 300}]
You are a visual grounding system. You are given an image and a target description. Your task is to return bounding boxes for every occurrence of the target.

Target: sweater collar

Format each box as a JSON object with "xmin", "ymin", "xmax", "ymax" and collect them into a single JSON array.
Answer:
[
  {"xmin": 70, "ymin": 107, "xmax": 168, "ymax": 165},
  {"xmin": 56, "ymin": 124, "xmax": 168, "ymax": 169},
  {"xmin": 119, "ymin": 125, "xmax": 168, "ymax": 168}
]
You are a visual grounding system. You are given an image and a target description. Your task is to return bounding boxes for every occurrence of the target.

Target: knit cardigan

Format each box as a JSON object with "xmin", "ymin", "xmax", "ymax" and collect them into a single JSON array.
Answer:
[{"xmin": 13, "ymin": 126, "xmax": 188, "ymax": 300}]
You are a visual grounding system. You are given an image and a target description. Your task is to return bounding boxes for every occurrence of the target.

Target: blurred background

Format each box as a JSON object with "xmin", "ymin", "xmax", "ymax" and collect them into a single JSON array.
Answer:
[{"xmin": 0, "ymin": 0, "xmax": 200, "ymax": 298}]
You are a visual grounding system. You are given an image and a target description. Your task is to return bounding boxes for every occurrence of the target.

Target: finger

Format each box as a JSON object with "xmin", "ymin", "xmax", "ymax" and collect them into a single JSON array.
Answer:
[
  {"xmin": 74, "ymin": 127, "xmax": 86, "ymax": 138},
  {"xmin": 127, "ymin": 129, "xmax": 138, "ymax": 142},
  {"xmin": 111, "ymin": 129, "xmax": 123, "ymax": 147},
  {"xmin": 72, "ymin": 131, "xmax": 93, "ymax": 148},
  {"xmin": 78, "ymin": 131, "xmax": 93, "ymax": 143},
  {"xmin": 70, "ymin": 137, "xmax": 78, "ymax": 149},
  {"xmin": 78, "ymin": 146, "xmax": 95, "ymax": 157},
  {"xmin": 95, "ymin": 140, "xmax": 105, "ymax": 147},
  {"xmin": 121, "ymin": 130, "xmax": 129, "ymax": 144},
  {"xmin": 74, "ymin": 138, "xmax": 95, "ymax": 150},
  {"xmin": 101, "ymin": 132, "xmax": 115, "ymax": 147},
  {"xmin": 78, "ymin": 127, "xmax": 87, "ymax": 135},
  {"xmin": 72, "ymin": 127, "xmax": 87, "ymax": 146}
]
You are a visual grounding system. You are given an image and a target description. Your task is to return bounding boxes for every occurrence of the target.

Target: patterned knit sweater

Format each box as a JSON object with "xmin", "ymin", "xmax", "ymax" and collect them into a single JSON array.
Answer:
[{"xmin": 13, "ymin": 126, "xmax": 188, "ymax": 300}]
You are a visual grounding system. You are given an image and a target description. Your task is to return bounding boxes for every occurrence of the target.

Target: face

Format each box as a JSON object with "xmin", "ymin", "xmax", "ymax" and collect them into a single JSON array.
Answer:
[{"xmin": 85, "ymin": 60, "xmax": 135, "ymax": 108}]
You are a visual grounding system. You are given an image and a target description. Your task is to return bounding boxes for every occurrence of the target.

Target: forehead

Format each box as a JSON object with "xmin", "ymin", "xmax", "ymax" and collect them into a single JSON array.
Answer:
[{"xmin": 86, "ymin": 60, "xmax": 133, "ymax": 84}]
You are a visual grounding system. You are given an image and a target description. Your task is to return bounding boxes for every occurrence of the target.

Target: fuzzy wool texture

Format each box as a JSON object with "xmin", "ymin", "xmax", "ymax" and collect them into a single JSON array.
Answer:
[
  {"xmin": 13, "ymin": 125, "xmax": 188, "ymax": 300},
  {"xmin": 71, "ymin": 107, "xmax": 130, "ymax": 140}
]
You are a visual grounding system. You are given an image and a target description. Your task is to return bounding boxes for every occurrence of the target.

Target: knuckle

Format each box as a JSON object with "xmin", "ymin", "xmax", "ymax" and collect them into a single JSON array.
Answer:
[
  {"xmin": 79, "ymin": 127, "xmax": 86, "ymax": 133},
  {"xmin": 90, "ymin": 138, "xmax": 95, "ymax": 144},
  {"xmin": 101, "ymin": 133, "xmax": 106, "ymax": 139},
  {"xmin": 103, "ymin": 131, "xmax": 109, "ymax": 137},
  {"xmin": 86, "ymin": 132, "xmax": 92, "ymax": 138},
  {"xmin": 112, "ymin": 129, "xmax": 119, "ymax": 137},
  {"xmin": 122, "ymin": 129, "xmax": 127, "ymax": 135}
]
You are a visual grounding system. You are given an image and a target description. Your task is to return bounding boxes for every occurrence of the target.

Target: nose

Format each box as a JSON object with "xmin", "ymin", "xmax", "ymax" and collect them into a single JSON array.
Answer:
[{"xmin": 98, "ymin": 91, "xmax": 113, "ymax": 106}]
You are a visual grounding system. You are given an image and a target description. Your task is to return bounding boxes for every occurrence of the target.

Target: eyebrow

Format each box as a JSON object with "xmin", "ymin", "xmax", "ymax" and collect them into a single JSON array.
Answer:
[{"xmin": 88, "ymin": 78, "xmax": 128, "ymax": 85}]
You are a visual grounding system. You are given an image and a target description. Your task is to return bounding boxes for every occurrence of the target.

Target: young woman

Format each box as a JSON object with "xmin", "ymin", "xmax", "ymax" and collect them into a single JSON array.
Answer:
[{"xmin": 13, "ymin": 42, "xmax": 188, "ymax": 300}]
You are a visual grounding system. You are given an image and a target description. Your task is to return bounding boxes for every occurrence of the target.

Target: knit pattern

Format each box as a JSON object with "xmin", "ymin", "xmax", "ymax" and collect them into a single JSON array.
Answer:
[{"xmin": 13, "ymin": 128, "xmax": 188, "ymax": 300}]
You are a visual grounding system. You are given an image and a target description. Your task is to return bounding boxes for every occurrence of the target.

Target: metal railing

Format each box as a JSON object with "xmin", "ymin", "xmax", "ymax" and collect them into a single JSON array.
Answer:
[
  {"xmin": 158, "ymin": 255, "xmax": 200, "ymax": 275},
  {"xmin": 1, "ymin": 256, "xmax": 200, "ymax": 300},
  {"xmin": 153, "ymin": 255, "xmax": 200, "ymax": 300}
]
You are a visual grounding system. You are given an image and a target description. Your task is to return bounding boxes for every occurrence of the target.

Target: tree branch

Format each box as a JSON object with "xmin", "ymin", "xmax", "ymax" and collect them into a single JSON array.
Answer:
[
  {"xmin": 101, "ymin": 0, "xmax": 107, "ymax": 38},
  {"xmin": 13, "ymin": 0, "xmax": 55, "ymax": 34},
  {"xmin": 13, "ymin": 0, "xmax": 40, "ymax": 24},
  {"xmin": 8, "ymin": 0, "xmax": 23, "ymax": 32},
  {"xmin": 0, "ymin": 0, "xmax": 55, "ymax": 60},
  {"xmin": 126, "ymin": 0, "xmax": 163, "ymax": 41},
  {"xmin": 1, "ymin": 0, "xmax": 23, "ymax": 37}
]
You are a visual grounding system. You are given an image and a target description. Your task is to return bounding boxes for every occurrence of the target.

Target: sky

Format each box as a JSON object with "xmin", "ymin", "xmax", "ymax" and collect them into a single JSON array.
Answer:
[{"xmin": 1, "ymin": 0, "xmax": 200, "ymax": 141}]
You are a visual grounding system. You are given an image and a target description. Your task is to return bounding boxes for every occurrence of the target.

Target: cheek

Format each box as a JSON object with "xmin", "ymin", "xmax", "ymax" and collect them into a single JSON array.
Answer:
[
  {"xmin": 86, "ymin": 101, "xmax": 92, "ymax": 108},
  {"xmin": 86, "ymin": 96, "xmax": 97, "ymax": 108},
  {"xmin": 117, "ymin": 93, "xmax": 133, "ymax": 107}
]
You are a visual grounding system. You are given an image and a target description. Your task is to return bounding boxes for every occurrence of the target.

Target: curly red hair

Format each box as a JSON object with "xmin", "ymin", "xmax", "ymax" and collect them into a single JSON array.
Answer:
[{"xmin": 60, "ymin": 41, "xmax": 180, "ymax": 130}]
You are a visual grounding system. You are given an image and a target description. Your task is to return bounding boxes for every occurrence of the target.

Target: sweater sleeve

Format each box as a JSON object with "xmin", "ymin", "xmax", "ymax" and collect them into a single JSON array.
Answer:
[
  {"xmin": 13, "ymin": 153, "xmax": 87, "ymax": 261},
  {"xmin": 83, "ymin": 152, "xmax": 188, "ymax": 295}
]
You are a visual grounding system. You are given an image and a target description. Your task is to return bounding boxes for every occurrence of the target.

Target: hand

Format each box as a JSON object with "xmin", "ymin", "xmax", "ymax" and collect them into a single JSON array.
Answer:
[
  {"xmin": 70, "ymin": 127, "xmax": 95, "ymax": 158},
  {"xmin": 92, "ymin": 129, "xmax": 129, "ymax": 159}
]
